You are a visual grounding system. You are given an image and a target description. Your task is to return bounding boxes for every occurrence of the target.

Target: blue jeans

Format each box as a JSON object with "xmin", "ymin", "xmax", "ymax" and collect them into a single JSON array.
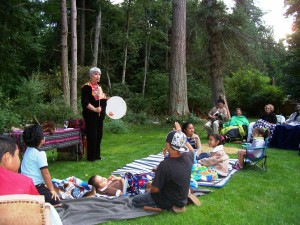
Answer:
[
  {"xmin": 132, "ymin": 192, "xmax": 157, "ymax": 208},
  {"xmin": 196, "ymin": 152, "xmax": 210, "ymax": 161}
]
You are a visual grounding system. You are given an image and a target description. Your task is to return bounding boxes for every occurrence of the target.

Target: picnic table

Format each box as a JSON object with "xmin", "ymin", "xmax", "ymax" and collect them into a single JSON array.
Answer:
[{"xmin": 7, "ymin": 128, "xmax": 83, "ymax": 161}]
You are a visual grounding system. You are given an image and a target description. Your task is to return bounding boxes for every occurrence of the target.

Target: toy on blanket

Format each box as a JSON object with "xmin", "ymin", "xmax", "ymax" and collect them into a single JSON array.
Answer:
[
  {"xmin": 190, "ymin": 178, "xmax": 198, "ymax": 189},
  {"xmin": 52, "ymin": 176, "xmax": 94, "ymax": 199},
  {"xmin": 123, "ymin": 172, "xmax": 154, "ymax": 196},
  {"xmin": 191, "ymin": 164, "xmax": 218, "ymax": 182}
]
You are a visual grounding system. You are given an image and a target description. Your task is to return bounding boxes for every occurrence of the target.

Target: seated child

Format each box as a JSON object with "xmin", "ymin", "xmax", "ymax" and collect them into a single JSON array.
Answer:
[
  {"xmin": 21, "ymin": 124, "xmax": 61, "ymax": 206},
  {"xmin": 88, "ymin": 175, "xmax": 124, "ymax": 197},
  {"xmin": 0, "ymin": 136, "xmax": 39, "ymax": 195},
  {"xmin": 197, "ymin": 133, "xmax": 229, "ymax": 176},
  {"xmin": 234, "ymin": 128, "xmax": 267, "ymax": 170}
]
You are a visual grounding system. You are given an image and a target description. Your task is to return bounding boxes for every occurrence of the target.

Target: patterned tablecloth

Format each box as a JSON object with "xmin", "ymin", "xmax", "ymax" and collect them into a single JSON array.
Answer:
[{"xmin": 8, "ymin": 128, "xmax": 83, "ymax": 160}]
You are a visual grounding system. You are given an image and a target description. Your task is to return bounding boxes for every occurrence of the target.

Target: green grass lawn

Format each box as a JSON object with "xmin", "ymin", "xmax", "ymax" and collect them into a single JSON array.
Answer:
[{"xmin": 48, "ymin": 123, "xmax": 300, "ymax": 225}]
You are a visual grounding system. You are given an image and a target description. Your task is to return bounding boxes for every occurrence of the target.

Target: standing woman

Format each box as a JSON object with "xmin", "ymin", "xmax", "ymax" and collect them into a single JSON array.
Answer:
[{"xmin": 81, "ymin": 67, "xmax": 107, "ymax": 162}]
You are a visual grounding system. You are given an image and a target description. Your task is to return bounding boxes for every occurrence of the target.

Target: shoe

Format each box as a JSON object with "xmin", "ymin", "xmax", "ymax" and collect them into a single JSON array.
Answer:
[
  {"xmin": 233, "ymin": 162, "xmax": 241, "ymax": 170},
  {"xmin": 172, "ymin": 206, "xmax": 186, "ymax": 213},
  {"xmin": 188, "ymin": 190, "xmax": 201, "ymax": 206}
]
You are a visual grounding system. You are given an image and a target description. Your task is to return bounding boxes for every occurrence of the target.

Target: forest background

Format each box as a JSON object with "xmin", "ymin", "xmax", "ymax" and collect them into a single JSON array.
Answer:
[{"xmin": 0, "ymin": 0, "xmax": 300, "ymax": 133}]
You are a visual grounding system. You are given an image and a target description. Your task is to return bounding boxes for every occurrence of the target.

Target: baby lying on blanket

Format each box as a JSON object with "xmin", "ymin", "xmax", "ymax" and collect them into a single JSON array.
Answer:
[
  {"xmin": 52, "ymin": 176, "xmax": 95, "ymax": 199},
  {"xmin": 88, "ymin": 175, "xmax": 124, "ymax": 197}
]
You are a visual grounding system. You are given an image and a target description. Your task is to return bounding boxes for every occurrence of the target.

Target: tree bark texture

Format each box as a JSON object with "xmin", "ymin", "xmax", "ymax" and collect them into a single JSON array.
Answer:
[
  {"xmin": 142, "ymin": 37, "xmax": 151, "ymax": 97},
  {"xmin": 60, "ymin": 0, "xmax": 70, "ymax": 106},
  {"xmin": 92, "ymin": 7, "xmax": 101, "ymax": 67},
  {"xmin": 169, "ymin": 0, "xmax": 189, "ymax": 115},
  {"xmin": 71, "ymin": 0, "xmax": 78, "ymax": 114},
  {"xmin": 79, "ymin": 0, "xmax": 85, "ymax": 66},
  {"xmin": 121, "ymin": 0, "xmax": 132, "ymax": 84},
  {"xmin": 205, "ymin": 0, "xmax": 228, "ymax": 113}
]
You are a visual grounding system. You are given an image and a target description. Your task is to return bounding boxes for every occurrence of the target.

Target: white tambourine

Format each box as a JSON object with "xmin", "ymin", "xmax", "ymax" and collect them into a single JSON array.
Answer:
[{"xmin": 106, "ymin": 96, "xmax": 127, "ymax": 119}]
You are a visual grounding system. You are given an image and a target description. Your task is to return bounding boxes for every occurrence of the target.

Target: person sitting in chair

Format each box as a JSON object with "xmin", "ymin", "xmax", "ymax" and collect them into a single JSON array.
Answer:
[
  {"xmin": 285, "ymin": 103, "xmax": 300, "ymax": 126},
  {"xmin": 220, "ymin": 108, "xmax": 249, "ymax": 142},
  {"xmin": 234, "ymin": 128, "xmax": 268, "ymax": 170},
  {"xmin": 252, "ymin": 104, "xmax": 277, "ymax": 141},
  {"xmin": 204, "ymin": 98, "xmax": 228, "ymax": 135}
]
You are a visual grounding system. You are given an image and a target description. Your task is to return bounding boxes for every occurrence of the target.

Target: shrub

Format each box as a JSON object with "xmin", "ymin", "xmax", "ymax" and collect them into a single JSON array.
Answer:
[
  {"xmin": 226, "ymin": 69, "xmax": 285, "ymax": 116},
  {"xmin": 13, "ymin": 75, "xmax": 77, "ymax": 125},
  {"xmin": 123, "ymin": 111, "xmax": 150, "ymax": 125},
  {"xmin": 104, "ymin": 119, "xmax": 129, "ymax": 134},
  {"xmin": 165, "ymin": 113, "xmax": 202, "ymax": 125},
  {"xmin": 187, "ymin": 75, "xmax": 211, "ymax": 113},
  {"xmin": 0, "ymin": 109, "xmax": 21, "ymax": 133},
  {"xmin": 36, "ymin": 98, "xmax": 76, "ymax": 124}
]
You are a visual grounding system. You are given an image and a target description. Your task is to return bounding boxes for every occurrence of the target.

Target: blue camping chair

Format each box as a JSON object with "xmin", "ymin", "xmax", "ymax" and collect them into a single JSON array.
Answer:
[{"xmin": 242, "ymin": 138, "xmax": 268, "ymax": 171}]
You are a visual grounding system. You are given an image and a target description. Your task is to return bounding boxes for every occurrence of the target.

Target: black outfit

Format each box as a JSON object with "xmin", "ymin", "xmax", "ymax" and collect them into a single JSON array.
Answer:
[
  {"xmin": 261, "ymin": 113, "xmax": 277, "ymax": 124},
  {"xmin": 81, "ymin": 84, "xmax": 107, "ymax": 161},
  {"xmin": 35, "ymin": 183, "xmax": 61, "ymax": 206},
  {"xmin": 150, "ymin": 151, "xmax": 194, "ymax": 209}
]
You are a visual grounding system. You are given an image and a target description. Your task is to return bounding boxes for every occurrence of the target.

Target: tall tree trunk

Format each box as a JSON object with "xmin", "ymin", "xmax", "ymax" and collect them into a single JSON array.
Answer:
[
  {"xmin": 61, "ymin": 0, "xmax": 70, "ymax": 106},
  {"xmin": 71, "ymin": 0, "xmax": 77, "ymax": 114},
  {"xmin": 121, "ymin": 0, "xmax": 132, "ymax": 84},
  {"xmin": 142, "ymin": 37, "xmax": 151, "ymax": 97},
  {"xmin": 104, "ymin": 42, "xmax": 112, "ymax": 92},
  {"xmin": 165, "ymin": 23, "xmax": 169, "ymax": 71},
  {"xmin": 205, "ymin": 0, "xmax": 230, "ymax": 117},
  {"xmin": 79, "ymin": 0, "xmax": 85, "ymax": 66},
  {"xmin": 92, "ymin": 7, "xmax": 101, "ymax": 66},
  {"xmin": 169, "ymin": 0, "xmax": 189, "ymax": 115}
]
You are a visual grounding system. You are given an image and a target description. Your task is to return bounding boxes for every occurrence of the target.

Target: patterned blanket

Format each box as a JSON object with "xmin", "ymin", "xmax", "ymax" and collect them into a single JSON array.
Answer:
[
  {"xmin": 111, "ymin": 153, "xmax": 238, "ymax": 188},
  {"xmin": 52, "ymin": 176, "xmax": 94, "ymax": 199}
]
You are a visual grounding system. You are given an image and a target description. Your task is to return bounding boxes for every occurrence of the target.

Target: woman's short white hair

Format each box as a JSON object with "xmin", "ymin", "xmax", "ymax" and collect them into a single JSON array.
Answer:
[
  {"xmin": 264, "ymin": 104, "xmax": 274, "ymax": 112},
  {"xmin": 89, "ymin": 67, "xmax": 101, "ymax": 75}
]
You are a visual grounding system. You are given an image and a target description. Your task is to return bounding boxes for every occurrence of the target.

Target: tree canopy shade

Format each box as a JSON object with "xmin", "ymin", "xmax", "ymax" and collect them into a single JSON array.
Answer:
[
  {"xmin": 282, "ymin": 0, "xmax": 300, "ymax": 100},
  {"xmin": 0, "ymin": 0, "xmax": 297, "ymax": 132},
  {"xmin": 0, "ymin": 1, "xmax": 46, "ymax": 96},
  {"xmin": 225, "ymin": 68, "xmax": 284, "ymax": 115}
]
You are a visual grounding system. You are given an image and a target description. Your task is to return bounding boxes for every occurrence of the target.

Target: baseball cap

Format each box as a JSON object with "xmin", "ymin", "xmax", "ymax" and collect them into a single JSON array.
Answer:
[
  {"xmin": 89, "ymin": 67, "xmax": 101, "ymax": 75},
  {"xmin": 166, "ymin": 131, "xmax": 188, "ymax": 152}
]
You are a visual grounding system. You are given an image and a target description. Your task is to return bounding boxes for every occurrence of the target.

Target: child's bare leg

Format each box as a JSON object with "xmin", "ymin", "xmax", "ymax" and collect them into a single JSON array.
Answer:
[{"xmin": 238, "ymin": 150, "xmax": 246, "ymax": 168}]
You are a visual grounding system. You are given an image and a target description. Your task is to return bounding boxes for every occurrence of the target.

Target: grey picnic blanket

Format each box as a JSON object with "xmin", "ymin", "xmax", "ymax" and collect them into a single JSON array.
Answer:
[{"xmin": 56, "ymin": 196, "xmax": 158, "ymax": 225}]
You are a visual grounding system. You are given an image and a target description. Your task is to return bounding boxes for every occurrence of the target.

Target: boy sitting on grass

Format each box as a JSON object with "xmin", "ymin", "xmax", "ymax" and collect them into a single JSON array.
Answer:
[{"xmin": 21, "ymin": 124, "xmax": 61, "ymax": 206}]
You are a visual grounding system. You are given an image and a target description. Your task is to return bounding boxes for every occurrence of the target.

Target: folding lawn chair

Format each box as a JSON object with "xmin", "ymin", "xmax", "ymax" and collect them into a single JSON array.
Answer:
[{"xmin": 242, "ymin": 138, "xmax": 268, "ymax": 171}]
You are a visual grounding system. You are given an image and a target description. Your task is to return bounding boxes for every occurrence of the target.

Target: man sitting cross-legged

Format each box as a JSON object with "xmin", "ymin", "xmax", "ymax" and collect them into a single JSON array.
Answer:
[{"xmin": 132, "ymin": 128, "xmax": 200, "ymax": 213}]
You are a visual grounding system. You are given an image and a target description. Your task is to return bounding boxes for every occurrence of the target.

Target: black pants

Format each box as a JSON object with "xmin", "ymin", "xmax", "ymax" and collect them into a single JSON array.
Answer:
[
  {"xmin": 84, "ymin": 116, "xmax": 104, "ymax": 161},
  {"xmin": 35, "ymin": 183, "xmax": 60, "ymax": 206}
]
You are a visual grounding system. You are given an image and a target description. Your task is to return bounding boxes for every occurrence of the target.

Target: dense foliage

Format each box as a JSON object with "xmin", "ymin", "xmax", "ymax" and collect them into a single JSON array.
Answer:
[
  {"xmin": 282, "ymin": 0, "xmax": 300, "ymax": 100},
  {"xmin": 0, "ymin": 0, "xmax": 297, "ymax": 132}
]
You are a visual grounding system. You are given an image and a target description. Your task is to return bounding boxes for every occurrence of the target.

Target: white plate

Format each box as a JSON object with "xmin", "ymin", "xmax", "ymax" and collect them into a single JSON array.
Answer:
[{"xmin": 106, "ymin": 96, "xmax": 127, "ymax": 119}]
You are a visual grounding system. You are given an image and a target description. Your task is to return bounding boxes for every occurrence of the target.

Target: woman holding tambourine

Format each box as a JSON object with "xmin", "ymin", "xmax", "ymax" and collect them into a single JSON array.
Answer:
[{"xmin": 81, "ymin": 67, "xmax": 107, "ymax": 162}]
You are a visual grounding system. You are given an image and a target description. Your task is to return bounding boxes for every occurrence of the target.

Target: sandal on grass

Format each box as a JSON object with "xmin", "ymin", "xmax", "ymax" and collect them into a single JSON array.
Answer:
[{"xmin": 233, "ymin": 162, "xmax": 241, "ymax": 170}]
